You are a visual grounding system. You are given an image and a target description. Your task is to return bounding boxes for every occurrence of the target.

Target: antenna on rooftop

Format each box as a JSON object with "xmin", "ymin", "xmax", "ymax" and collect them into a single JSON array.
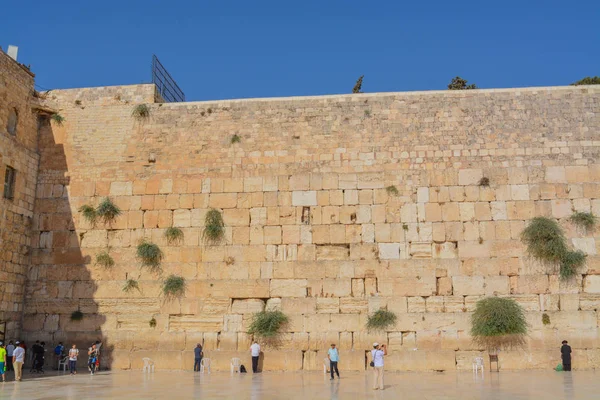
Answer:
[{"xmin": 151, "ymin": 55, "xmax": 185, "ymax": 102}]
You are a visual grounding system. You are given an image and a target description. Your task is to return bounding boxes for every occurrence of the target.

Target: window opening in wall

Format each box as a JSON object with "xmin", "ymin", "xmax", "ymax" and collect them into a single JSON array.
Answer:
[
  {"xmin": 301, "ymin": 206, "xmax": 311, "ymax": 224},
  {"xmin": 7, "ymin": 108, "xmax": 18, "ymax": 136},
  {"xmin": 3, "ymin": 166, "xmax": 16, "ymax": 200}
]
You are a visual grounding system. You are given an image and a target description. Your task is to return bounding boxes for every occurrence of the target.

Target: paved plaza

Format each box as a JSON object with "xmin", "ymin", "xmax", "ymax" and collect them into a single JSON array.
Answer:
[{"xmin": 0, "ymin": 369, "xmax": 598, "ymax": 399}]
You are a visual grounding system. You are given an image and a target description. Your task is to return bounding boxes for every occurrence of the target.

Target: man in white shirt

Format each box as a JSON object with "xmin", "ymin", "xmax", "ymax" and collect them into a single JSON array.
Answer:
[
  {"xmin": 250, "ymin": 341, "xmax": 261, "ymax": 373},
  {"xmin": 6, "ymin": 341, "xmax": 15, "ymax": 372},
  {"xmin": 13, "ymin": 342, "xmax": 25, "ymax": 381},
  {"xmin": 371, "ymin": 342, "xmax": 387, "ymax": 390}
]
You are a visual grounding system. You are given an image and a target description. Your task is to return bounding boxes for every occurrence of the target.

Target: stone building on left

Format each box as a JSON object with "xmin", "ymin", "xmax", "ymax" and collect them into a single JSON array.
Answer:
[{"xmin": 0, "ymin": 47, "xmax": 47, "ymax": 339}]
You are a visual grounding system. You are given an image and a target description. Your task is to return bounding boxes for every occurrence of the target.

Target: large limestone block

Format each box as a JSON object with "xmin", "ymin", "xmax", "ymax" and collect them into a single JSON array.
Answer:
[
  {"xmin": 512, "ymin": 275, "xmax": 549, "ymax": 294},
  {"xmin": 322, "ymin": 279, "xmax": 352, "ymax": 297},
  {"xmin": 584, "ymin": 276, "xmax": 600, "ymax": 293},
  {"xmin": 340, "ymin": 297, "xmax": 368, "ymax": 314},
  {"xmin": 195, "ymin": 280, "xmax": 270, "ymax": 298},
  {"xmin": 457, "ymin": 241, "xmax": 491, "ymax": 258},
  {"xmin": 458, "ymin": 169, "xmax": 483, "ymax": 186},
  {"xmin": 560, "ymin": 294, "xmax": 580, "ymax": 311},
  {"xmin": 407, "ymin": 296, "xmax": 426, "ymax": 312},
  {"xmin": 305, "ymin": 314, "xmax": 361, "ymax": 332},
  {"xmin": 452, "ymin": 276, "xmax": 484, "ymax": 296},
  {"xmin": 378, "ymin": 277, "xmax": 436, "ymax": 297},
  {"xmin": 378, "ymin": 243, "xmax": 401, "ymax": 260},
  {"xmin": 231, "ymin": 299, "xmax": 266, "ymax": 314},
  {"xmin": 281, "ymin": 297, "xmax": 317, "ymax": 314},
  {"xmin": 292, "ymin": 191, "xmax": 317, "ymax": 206},
  {"xmin": 385, "ymin": 350, "xmax": 456, "ymax": 371},
  {"xmin": 169, "ymin": 315, "xmax": 223, "ymax": 332},
  {"xmin": 308, "ymin": 332, "xmax": 340, "ymax": 350},
  {"xmin": 579, "ymin": 294, "xmax": 600, "ymax": 311},
  {"xmin": 270, "ymin": 279, "xmax": 307, "ymax": 297},
  {"xmin": 484, "ymin": 276, "xmax": 510, "ymax": 295},
  {"xmin": 501, "ymin": 295, "xmax": 540, "ymax": 311}
]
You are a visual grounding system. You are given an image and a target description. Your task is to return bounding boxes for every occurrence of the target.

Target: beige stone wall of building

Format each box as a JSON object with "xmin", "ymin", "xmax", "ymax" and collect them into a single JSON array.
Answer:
[
  {"xmin": 24, "ymin": 83, "xmax": 600, "ymax": 371},
  {"xmin": 0, "ymin": 50, "xmax": 40, "ymax": 338}
]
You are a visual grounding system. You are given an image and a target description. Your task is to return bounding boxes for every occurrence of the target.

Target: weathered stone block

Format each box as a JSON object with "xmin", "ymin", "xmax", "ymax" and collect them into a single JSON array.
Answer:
[
  {"xmin": 270, "ymin": 279, "xmax": 307, "ymax": 297},
  {"xmin": 452, "ymin": 276, "xmax": 484, "ymax": 296}
]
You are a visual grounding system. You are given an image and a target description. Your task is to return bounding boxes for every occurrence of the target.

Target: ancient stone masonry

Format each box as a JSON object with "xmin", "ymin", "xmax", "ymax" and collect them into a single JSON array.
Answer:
[
  {"xmin": 2, "ymin": 48, "xmax": 600, "ymax": 370},
  {"xmin": 0, "ymin": 50, "xmax": 40, "ymax": 338}
]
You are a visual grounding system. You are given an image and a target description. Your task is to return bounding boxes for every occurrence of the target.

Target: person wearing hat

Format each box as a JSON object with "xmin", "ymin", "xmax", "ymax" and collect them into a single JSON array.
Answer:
[
  {"xmin": 0, "ymin": 341, "xmax": 6, "ymax": 382},
  {"xmin": 371, "ymin": 342, "xmax": 387, "ymax": 390},
  {"xmin": 561, "ymin": 340, "xmax": 572, "ymax": 371},
  {"xmin": 12, "ymin": 342, "xmax": 25, "ymax": 381},
  {"xmin": 193, "ymin": 343, "xmax": 203, "ymax": 372},
  {"xmin": 327, "ymin": 343, "xmax": 340, "ymax": 380}
]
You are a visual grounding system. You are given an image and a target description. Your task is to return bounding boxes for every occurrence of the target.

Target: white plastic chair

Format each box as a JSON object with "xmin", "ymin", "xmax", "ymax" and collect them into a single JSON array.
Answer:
[
  {"xmin": 472, "ymin": 356, "xmax": 484, "ymax": 375},
  {"xmin": 200, "ymin": 358, "xmax": 211, "ymax": 374},
  {"xmin": 230, "ymin": 357, "xmax": 241, "ymax": 373},
  {"xmin": 58, "ymin": 355, "xmax": 69, "ymax": 372},
  {"xmin": 142, "ymin": 358, "xmax": 155, "ymax": 373},
  {"xmin": 323, "ymin": 357, "xmax": 330, "ymax": 374}
]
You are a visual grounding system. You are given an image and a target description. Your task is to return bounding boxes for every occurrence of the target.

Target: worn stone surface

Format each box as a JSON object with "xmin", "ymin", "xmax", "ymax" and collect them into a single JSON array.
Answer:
[{"xmin": 3, "ymin": 58, "xmax": 600, "ymax": 371}]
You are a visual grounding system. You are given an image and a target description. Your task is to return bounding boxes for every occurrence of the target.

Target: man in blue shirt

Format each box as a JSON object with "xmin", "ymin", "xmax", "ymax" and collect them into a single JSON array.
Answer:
[
  {"xmin": 193, "ymin": 343, "xmax": 203, "ymax": 372},
  {"xmin": 327, "ymin": 343, "xmax": 340, "ymax": 380}
]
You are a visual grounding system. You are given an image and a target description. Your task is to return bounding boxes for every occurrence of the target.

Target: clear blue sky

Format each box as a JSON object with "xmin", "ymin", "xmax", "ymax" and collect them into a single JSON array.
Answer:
[{"xmin": 2, "ymin": 0, "xmax": 598, "ymax": 101}]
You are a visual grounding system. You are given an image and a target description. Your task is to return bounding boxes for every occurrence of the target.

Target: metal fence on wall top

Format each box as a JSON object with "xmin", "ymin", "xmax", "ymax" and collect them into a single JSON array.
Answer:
[{"xmin": 151, "ymin": 55, "xmax": 185, "ymax": 103}]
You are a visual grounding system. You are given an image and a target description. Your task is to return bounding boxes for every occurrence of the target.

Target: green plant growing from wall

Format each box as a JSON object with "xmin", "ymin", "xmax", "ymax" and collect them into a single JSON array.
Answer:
[
  {"xmin": 521, "ymin": 217, "xmax": 567, "ymax": 264},
  {"xmin": 230, "ymin": 134, "xmax": 241, "ymax": 144},
  {"xmin": 162, "ymin": 275, "xmax": 186, "ymax": 299},
  {"xmin": 521, "ymin": 216, "xmax": 587, "ymax": 279},
  {"xmin": 51, "ymin": 113, "xmax": 65, "ymax": 126},
  {"xmin": 571, "ymin": 76, "xmax": 600, "ymax": 86},
  {"xmin": 164, "ymin": 227, "xmax": 184, "ymax": 245},
  {"xmin": 137, "ymin": 241, "xmax": 163, "ymax": 271},
  {"xmin": 386, "ymin": 185, "xmax": 399, "ymax": 196},
  {"xmin": 78, "ymin": 204, "xmax": 97, "ymax": 226},
  {"xmin": 352, "ymin": 75, "xmax": 364, "ymax": 93},
  {"xmin": 448, "ymin": 76, "xmax": 477, "ymax": 90},
  {"xmin": 203, "ymin": 208, "xmax": 225, "ymax": 244},
  {"xmin": 248, "ymin": 310, "xmax": 289, "ymax": 339},
  {"xmin": 560, "ymin": 250, "xmax": 586, "ymax": 280},
  {"xmin": 149, "ymin": 317, "xmax": 157, "ymax": 328},
  {"xmin": 569, "ymin": 211, "xmax": 597, "ymax": 232},
  {"xmin": 95, "ymin": 250, "xmax": 114, "ymax": 268},
  {"xmin": 132, "ymin": 104, "xmax": 150, "ymax": 119},
  {"xmin": 478, "ymin": 177, "xmax": 490, "ymax": 187},
  {"xmin": 471, "ymin": 297, "xmax": 527, "ymax": 351},
  {"xmin": 96, "ymin": 197, "xmax": 121, "ymax": 225},
  {"xmin": 71, "ymin": 310, "xmax": 84, "ymax": 321},
  {"xmin": 542, "ymin": 313, "xmax": 551, "ymax": 325},
  {"xmin": 366, "ymin": 309, "xmax": 397, "ymax": 332},
  {"xmin": 122, "ymin": 279, "xmax": 140, "ymax": 293}
]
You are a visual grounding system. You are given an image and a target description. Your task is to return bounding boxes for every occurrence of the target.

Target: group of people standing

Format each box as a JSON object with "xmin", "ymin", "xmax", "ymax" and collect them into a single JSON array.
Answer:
[
  {"xmin": 0, "ymin": 341, "xmax": 26, "ymax": 382},
  {"xmin": 327, "ymin": 342, "xmax": 387, "ymax": 390},
  {"xmin": 0, "ymin": 340, "xmax": 102, "ymax": 382}
]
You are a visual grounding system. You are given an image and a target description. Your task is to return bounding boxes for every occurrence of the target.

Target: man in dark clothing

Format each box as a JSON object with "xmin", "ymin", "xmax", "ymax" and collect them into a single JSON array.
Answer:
[
  {"xmin": 561, "ymin": 340, "xmax": 572, "ymax": 371},
  {"xmin": 193, "ymin": 343, "xmax": 203, "ymax": 372}
]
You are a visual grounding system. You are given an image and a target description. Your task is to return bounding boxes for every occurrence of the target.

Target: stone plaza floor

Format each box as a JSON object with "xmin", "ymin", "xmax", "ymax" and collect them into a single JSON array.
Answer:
[{"xmin": 0, "ymin": 369, "xmax": 598, "ymax": 399}]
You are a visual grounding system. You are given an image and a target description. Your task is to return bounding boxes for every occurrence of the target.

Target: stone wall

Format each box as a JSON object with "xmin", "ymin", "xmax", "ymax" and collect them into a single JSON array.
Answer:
[
  {"xmin": 24, "ymin": 83, "xmax": 600, "ymax": 371},
  {"xmin": 0, "ymin": 50, "xmax": 40, "ymax": 338}
]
